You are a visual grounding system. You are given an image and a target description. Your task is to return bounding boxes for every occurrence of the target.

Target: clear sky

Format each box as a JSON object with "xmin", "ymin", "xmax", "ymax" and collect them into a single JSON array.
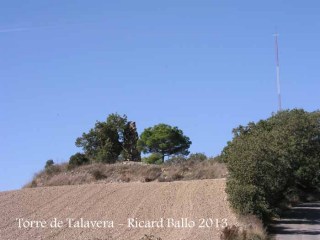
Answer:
[{"xmin": 1, "ymin": 1, "xmax": 319, "ymax": 191}]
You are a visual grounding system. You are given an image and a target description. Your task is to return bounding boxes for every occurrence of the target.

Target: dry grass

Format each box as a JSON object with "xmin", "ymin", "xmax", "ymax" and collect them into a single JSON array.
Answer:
[
  {"xmin": 220, "ymin": 226, "xmax": 268, "ymax": 240},
  {"xmin": 220, "ymin": 215, "xmax": 269, "ymax": 240},
  {"xmin": 25, "ymin": 158, "xmax": 227, "ymax": 188}
]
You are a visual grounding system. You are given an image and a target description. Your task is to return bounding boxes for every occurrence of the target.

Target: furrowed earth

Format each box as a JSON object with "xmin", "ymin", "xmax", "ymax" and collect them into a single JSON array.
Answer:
[{"xmin": 0, "ymin": 179, "xmax": 239, "ymax": 240}]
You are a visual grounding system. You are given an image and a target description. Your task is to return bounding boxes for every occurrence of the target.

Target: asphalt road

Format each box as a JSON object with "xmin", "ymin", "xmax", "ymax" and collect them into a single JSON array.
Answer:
[{"xmin": 271, "ymin": 202, "xmax": 320, "ymax": 240}]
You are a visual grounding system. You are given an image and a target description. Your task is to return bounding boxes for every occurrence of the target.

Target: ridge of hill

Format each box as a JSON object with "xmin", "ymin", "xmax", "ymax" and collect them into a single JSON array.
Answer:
[{"xmin": 25, "ymin": 160, "xmax": 227, "ymax": 188}]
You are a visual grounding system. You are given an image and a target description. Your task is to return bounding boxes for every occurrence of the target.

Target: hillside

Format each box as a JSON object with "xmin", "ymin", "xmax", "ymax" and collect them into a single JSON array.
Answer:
[
  {"xmin": 0, "ymin": 179, "xmax": 238, "ymax": 240},
  {"xmin": 25, "ymin": 160, "xmax": 227, "ymax": 188}
]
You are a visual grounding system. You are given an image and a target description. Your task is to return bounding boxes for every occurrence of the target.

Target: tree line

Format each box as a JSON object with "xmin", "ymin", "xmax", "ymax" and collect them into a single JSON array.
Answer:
[
  {"xmin": 222, "ymin": 109, "xmax": 320, "ymax": 219},
  {"xmin": 61, "ymin": 113, "xmax": 192, "ymax": 168}
]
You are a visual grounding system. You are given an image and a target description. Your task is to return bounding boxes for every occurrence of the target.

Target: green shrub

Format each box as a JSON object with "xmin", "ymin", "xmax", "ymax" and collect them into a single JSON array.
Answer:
[
  {"xmin": 165, "ymin": 153, "xmax": 207, "ymax": 165},
  {"xmin": 45, "ymin": 165, "xmax": 62, "ymax": 175},
  {"xmin": 94, "ymin": 144, "xmax": 119, "ymax": 164},
  {"xmin": 45, "ymin": 159, "xmax": 54, "ymax": 169},
  {"xmin": 167, "ymin": 155, "xmax": 187, "ymax": 163},
  {"xmin": 188, "ymin": 153, "xmax": 207, "ymax": 161},
  {"xmin": 222, "ymin": 109, "xmax": 320, "ymax": 219},
  {"xmin": 44, "ymin": 159, "xmax": 62, "ymax": 175},
  {"xmin": 220, "ymin": 225, "xmax": 267, "ymax": 240},
  {"xmin": 142, "ymin": 153, "xmax": 163, "ymax": 164},
  {"xmin": 69, "ymin": 153, "xmax": 90, "ymax": 168},
  {"xmin": 226, "ymin": 179, "xmax": 271, "ymax": 219}
]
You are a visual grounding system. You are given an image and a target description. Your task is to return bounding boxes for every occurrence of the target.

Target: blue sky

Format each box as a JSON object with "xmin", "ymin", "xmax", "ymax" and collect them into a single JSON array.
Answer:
[{"xmin": 1, "ymin": 1, "xmax": 319, "ymax": 191}]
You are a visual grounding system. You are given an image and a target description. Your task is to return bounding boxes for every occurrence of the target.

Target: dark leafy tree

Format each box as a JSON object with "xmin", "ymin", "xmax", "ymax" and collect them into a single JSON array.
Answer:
[
  {"xmin": 45, "ymin": 159, "xmax": 54, "ymax": 169},
  {"xmin": 123, "ymin": 121, "xmax": 141, "ymax": 161},
  {"xmin": 75, "ymin": 120, "xmax": 122, "ymax": 163},
  {"xmin": 44, "ymin": 159, "xmax": 61, "ymax": 175},
  {"xmin": 222, "ymin": 109, "xmax": 320, "ymax": 219},
  {"xmin": 76, "ymin": 113, "xmax": 140, "ymax": 163},
  {"xmin": 69, "ymin": 153, "xmax": 90, "ymax": 168},
  {"xmin": 138, "ymin": 123, "xmax": 192, "ymax": 162}
]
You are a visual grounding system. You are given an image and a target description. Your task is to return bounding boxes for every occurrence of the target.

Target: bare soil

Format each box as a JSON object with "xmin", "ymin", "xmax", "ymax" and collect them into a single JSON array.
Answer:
[{"xmin": 0, "ymin": 179, "xmax": 238, "ymax": 240}]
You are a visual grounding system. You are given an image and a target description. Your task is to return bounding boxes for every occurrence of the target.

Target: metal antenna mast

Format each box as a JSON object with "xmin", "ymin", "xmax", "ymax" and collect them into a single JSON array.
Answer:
[{"xmin": 274, "ymin": 32, "xmax": 282, "ymax": 111}]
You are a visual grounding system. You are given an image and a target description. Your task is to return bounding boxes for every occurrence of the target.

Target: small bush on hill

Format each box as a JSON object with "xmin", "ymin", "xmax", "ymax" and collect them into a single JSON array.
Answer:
[
  {"xmin": 45, "ymin": 159, "xmax": 54, "ymax": 169},
  {"xmin": 165, "ymin": 155, "xmax": 187, "ymax": 164},
  {"xmin": 69, "ymin": 153, "xmax": 90, "ymax": 168},
  {"xmin": 188, "ymin": 153, "xmax": 207, "ymax": 161},
  {"xmin": 165, "ymin": 153, "xmax": 209, "ymax": 165},
  {"xmin": 142, "ymin": 153, "xmax": 163, "ymax": 164},
  {"xmin": 43, "ymin": 159, "xmax": 63, "ymax": 175}
]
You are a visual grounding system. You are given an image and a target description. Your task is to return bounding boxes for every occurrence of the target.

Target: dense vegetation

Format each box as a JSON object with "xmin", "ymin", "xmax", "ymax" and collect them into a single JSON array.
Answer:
[
  {"xmin": 34, "ymin": 113, "xmax": 197, "ymax": 181},
  {"xmin": 222, "ymin": 109, "xmax": 320, "ymax": 219},
  {"xmin": 75, "ymin": 113, "xmax": 140, "ymax": 163},
  {"xmin": 138, "ymin": 124, "xmax": 192, "ymax": 162},
  {"xmin": 68, "ymin": 153, "xmax": 90, "ymax": 169},
  {"xmin": 72, "ymin": 113, "xmax": 191, "ymax": 166}
]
